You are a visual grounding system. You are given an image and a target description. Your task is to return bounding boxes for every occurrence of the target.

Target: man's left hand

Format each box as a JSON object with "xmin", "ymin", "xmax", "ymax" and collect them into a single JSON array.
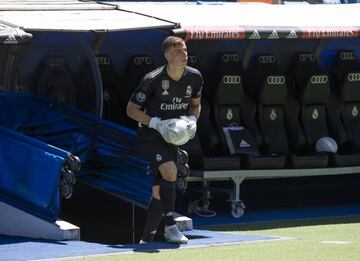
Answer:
[{"xmin": 180, "ymin": 115, "xmax": 197, "ymax": 139}]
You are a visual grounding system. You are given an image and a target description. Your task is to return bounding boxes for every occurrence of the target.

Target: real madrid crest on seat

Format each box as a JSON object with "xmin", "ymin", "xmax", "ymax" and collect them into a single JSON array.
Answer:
[
  {"xmin": 332, "ymin": 51, "xmax": 360, "ymax": 152},
  {"xmin": 212, "ymin": 52, "xmax": 262, "ymax": 157},
  {"xmin": 38, "ymin": 55, "xmax": 75, "ymax": 107},
  {"xmin": 248, "ymin": 53, "xmax": 290, "ymax": 155},
  {"xmin": 290, "ymin": 52, "xmax": 332, "ymax": 145}
]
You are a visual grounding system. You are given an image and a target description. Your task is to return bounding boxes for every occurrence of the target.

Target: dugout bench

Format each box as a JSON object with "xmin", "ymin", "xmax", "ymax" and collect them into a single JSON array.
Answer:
[{"xmin": 188, "ymin": 166, "xmax": 360, "ymax": 218}]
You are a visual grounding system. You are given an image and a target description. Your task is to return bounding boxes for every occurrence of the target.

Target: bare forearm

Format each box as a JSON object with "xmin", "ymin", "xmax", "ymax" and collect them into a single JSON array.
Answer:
[
  {"xmin": 126, "ymin": 102, "xmax": 151, "ymax": 126},
  {"xmin": 188, "ymin": 103, "xmax": 201, "ymax": 119}
]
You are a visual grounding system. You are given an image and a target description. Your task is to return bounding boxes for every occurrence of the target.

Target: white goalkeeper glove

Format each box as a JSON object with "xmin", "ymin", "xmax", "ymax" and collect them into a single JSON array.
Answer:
[
  {"xmin": 149, "ymin": 117, "xmax": 190, "ymax": 145},
  {"xmin": 180, "ymin": 115, "xmax": 197, "ymax": 139},
  {"xmin": 149, "ymin": 117, "xmax": 176, "ymax": 144},
  {"xmin": 149, "ymin": 117, "xmax": 164, "ymax": 133}
]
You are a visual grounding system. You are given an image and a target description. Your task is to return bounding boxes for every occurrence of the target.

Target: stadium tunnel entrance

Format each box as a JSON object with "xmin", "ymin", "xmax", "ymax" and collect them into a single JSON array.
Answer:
[{"xmin": 3, "ymin": 25, "xmax": 360, "ymax": 243}]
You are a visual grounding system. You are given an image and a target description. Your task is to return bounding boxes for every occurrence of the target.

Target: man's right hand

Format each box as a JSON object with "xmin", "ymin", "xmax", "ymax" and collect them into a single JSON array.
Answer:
[
  {"xmin": 149, "ymin": 117, "xmax": 196, "ymax": 146},
  {"xmin": 149, "ymin": 117, "xmax": 174, "ymax": 144},
  {"xmin": 149, "ymin": 117, "xmax": 163, "ymax": 132},
  {"xmin": 149, "ymin": 117, "xmax": 189, "ymax": 145}
]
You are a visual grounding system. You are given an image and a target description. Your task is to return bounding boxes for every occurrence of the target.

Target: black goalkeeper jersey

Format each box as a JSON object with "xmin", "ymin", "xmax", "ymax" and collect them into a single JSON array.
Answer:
[{"xmin": 130, "ymin": 65, "xmax": 203, "ymax": 120}]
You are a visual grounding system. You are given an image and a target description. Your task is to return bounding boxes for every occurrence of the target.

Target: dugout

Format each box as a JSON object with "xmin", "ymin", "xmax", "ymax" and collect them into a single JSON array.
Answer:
[{"xmin": 1, "ymin": 1, "xmax": 360, "ymax": 242}]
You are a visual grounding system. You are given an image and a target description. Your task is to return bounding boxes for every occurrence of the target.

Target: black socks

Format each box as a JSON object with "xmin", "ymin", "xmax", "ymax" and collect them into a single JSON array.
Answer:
[
  {"xmin": 142, "ymin": 197, "xmax": 163, "ymax": 243},
  {"xmin": 142, "ymin": 178, "xmax": 176, "ymax": 242},
  {"xmin": 159, "ymin": 178, "xmax": 176, "ymax": 226}
]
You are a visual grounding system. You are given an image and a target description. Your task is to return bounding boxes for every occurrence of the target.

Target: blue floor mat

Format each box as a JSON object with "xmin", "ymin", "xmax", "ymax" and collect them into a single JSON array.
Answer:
[
  {"xmin": 3, "ymin": 204, "xmax": 360, "ymax": 260},
  {"xmin": 0, "ymin": 230, "xmax": 280, "ymax": 261}
]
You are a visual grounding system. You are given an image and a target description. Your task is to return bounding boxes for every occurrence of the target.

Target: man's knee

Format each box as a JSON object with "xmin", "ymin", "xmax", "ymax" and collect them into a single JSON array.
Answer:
[{"xmin": 158, "ymin": 161, "xmax": 177, "ymax": 182}]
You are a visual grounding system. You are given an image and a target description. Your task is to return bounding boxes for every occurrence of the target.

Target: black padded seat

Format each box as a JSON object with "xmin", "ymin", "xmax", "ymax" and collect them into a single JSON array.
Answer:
[
  {"xmin": 96, "ymin": 55, "xmax": 127, "ymax": 125},
  {"xmin": 37, "ymin": 55, "xmax": 76, "ymax": 108},
  {"xmin": 127, "ymin": 55, "xmax": 155, "ymax": 87},
  {"xmin": 244, "ymin": 155, "xmax": 286, "ymax": 170},
  {"xmin": 197, "ymin": 97, "xmax": 219, "ymax": 154},
  {"xmin": 212, "ymin": 52, "xmax": 288, "ymax": 170},
  {"xmin": 177, "ymin": 54, "xmax": 240, "ymax": 171},
  {"xmin": 183, "ymin": 96, "xmax": 241, "ymax": 171},
  {"xmin": 182, "ymin": 135, "xmax": 241, "ymax": 171},
  {"xmin": 249, "ymin": 53, "xmax": 327, "ymax": 168},
  {"xmin": 329, "ymin": 50, "xmax": 360, "ymax": 166},
  {"xmin": 289, "ymin": 52, "xmax": 360, "ymax": 167},
  {"xmin": 121, "ymin": 55, "xmax": 155, "ymax": 129},
  {"xmin": 188, "ymin": 54, "xmax": 200, "ymax": 69}
]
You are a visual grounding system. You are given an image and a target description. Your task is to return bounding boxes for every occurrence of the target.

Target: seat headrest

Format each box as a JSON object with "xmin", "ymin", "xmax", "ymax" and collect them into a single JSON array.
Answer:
[
  {"xmin": 259, "ymin": 74, "xmax": 288, "ymax": 105},
  {"xmin": 302, "ymin": 74, "xmax": 330, "ymax": 104},
  {"xmin": 335, "ymin": 51, "xmax": 359, "ymax": 69},
  {"xmin": 333, "ymin": 50, "xmax": 360, "ymax": 75},
  {"xmin": 128, "ymin": 55, "xmax": 154, "ymax": 84},
  {"xmin": 252, "ymin": 53, "xmax": 280, "ymax": 77},
  {"xmin": 217, "ymin": 52, "xmax": 243, "ymax": 74},
  {"xmin": 249, "ymin": 54, "xmax": 287, "ymax": 100},
  {"xmin": 96, "ymin": 55, "xmax": 118, "ymax": 86},
  {"xmin": 96, "ymin": 55, "xmax": 112, "ymax": 67},
  {"xmin": 291, "ymin": 53, "xmax": 322, "ymax": 79},
  {"xmin": 290, "ymin": 53, "xmax": 329, "ymax": 102},
  {"xmin": 215, "ymin": 53, "xmax": 244, "ymax": 104},
  {"xmin": 188, "ymin": 54, "xmax": 199, "ymax": 69},
  {"xmin": 333, "ymin": 51, "xmax": 360, "ymax": 92},
  {"xmin": 43, "ymin": 55, "xmax": 67, "ymax": 68},
  {"xmin": 342, "ymin": 72, "xmax": 360, "ymax": 101},
  {"xmin": 217, "ymin": 74, "xmax": 244, "ymax": 105}
]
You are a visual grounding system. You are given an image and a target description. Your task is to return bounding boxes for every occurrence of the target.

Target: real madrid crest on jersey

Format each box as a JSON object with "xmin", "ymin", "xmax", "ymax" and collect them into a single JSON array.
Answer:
[
  {"xmin": 161, "ymin": 80, "xmax": 170, "ymax": 95},
  {"xmin": 156, "ymin": 153, "xmax": 162, "ymax": 162},
  {"xmin": 185, "ymin": 85, "xmax": 192, "ymax": 97}
]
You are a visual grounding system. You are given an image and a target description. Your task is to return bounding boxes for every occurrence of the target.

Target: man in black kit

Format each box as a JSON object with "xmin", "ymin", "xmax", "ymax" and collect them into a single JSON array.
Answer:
[{"xmin": 127, "ymin": 36, "xmax": 203, "ymax": 244}]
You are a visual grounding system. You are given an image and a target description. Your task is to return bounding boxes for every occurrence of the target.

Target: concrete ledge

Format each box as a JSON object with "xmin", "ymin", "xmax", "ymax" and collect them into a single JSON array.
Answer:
[
  {"xmin": 174, "ymin": 213, "xmax": 193, "ymax": 231},
  {"xmin": 0, "ymin": 201, "xmax": 80, "ymax": 241}
]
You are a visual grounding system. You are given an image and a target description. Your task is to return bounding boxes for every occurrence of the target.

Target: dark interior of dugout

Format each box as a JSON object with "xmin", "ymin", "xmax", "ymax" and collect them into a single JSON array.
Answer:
[{"xmin": 7, "ymin": 29, "xmax": 360, "ymax": 244}]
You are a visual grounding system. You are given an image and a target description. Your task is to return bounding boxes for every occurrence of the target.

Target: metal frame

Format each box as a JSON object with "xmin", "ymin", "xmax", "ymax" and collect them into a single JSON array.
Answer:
[{"xmin": 188, "ymin": 166, "xmax": 360, "ymax": 203}]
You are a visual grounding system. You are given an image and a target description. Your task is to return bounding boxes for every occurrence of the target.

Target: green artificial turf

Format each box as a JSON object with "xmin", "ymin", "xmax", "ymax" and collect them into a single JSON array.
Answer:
[{"xmin": 75, "ymin": 216, "xmax": 360, "ymax": 261}]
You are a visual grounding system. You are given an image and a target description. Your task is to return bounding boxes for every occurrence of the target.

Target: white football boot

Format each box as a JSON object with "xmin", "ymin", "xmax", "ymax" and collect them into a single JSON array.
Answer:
[{"xmin": 164, "ymin": 225, "xmax": 189, "ymax": 244}]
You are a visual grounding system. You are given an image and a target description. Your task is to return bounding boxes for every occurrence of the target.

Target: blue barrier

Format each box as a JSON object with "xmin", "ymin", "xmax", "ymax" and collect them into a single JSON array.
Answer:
[
  {"xmin": 0, "ymin": 91, "xmax": 152, "ymax": 221},
  {"xmin": 0, "ymin": 126, "xmax": 64, "ymax": 222}
]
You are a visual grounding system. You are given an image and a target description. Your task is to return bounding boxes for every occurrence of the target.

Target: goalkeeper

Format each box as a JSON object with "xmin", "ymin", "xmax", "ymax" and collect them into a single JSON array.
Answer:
[{"xmin": 127, "ymin": 36, "xmax": 203, "ymax": 244}]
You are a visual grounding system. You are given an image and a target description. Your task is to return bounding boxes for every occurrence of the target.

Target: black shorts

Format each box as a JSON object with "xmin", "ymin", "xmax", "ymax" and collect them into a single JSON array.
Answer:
[{"xmin": 138, "ymin": 128, "xmax": 178, "ymax": 185}]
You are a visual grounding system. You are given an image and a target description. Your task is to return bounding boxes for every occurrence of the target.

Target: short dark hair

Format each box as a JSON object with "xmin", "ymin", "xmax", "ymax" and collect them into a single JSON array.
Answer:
[{"xmin": 161, "ymin": 36, "xmax": 185, "ymax": 54}]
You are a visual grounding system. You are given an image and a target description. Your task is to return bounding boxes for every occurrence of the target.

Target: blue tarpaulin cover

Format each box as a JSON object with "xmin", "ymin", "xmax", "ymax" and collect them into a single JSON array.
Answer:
[
  {"xmin": 0, "ymin": 126, "xmax": 64, "ymax": 222},
  {"xmin": 0, "ymin": 91, "xmax": 152, "ymax": 222}
]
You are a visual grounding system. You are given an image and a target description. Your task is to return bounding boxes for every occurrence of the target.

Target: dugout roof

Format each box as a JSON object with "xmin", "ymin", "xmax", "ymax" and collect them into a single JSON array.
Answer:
[
  {"xmin": 117, "ymin": 2, "xmax": 360, "ymax": 40},
  {"xmin": 0, "ymin": 1, "xmax": 360, "ymax": 39},
  {"xmin": 0, "ymin": 20, "xmax": 32, "ymax": 44},
  {"xmin": 0, "ymin": 0, "xmax": 176, "ymax": 32}
]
